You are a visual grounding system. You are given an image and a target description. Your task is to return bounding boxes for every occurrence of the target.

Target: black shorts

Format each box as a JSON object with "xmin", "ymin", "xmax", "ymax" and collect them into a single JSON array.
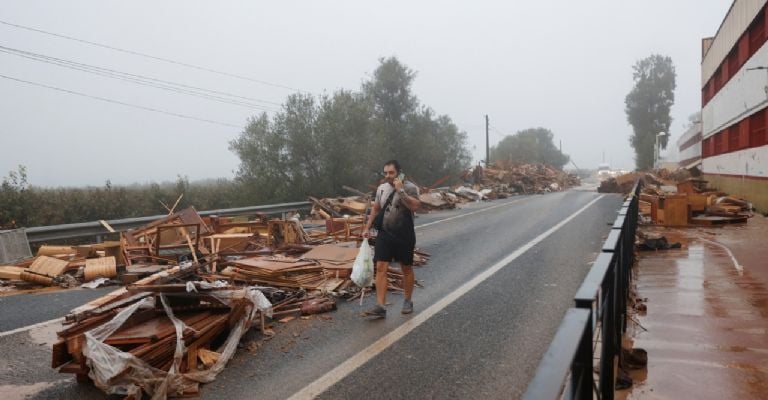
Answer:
[{"xmin": 374, "ymin": 230, "xmax": 415, "ymax": 265}]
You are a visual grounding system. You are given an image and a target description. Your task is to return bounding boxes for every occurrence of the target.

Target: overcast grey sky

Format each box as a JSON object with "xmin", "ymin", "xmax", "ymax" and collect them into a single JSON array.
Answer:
[{"xmin": 0, "ymin": 1, "xmax": 732, "ymax": 187}]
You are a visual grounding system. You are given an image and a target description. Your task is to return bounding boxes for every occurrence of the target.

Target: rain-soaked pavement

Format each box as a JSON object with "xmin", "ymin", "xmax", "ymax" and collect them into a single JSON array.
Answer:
[{"xmin": 621, "ymin": 215, "xmax": 768, "ymax": 399}]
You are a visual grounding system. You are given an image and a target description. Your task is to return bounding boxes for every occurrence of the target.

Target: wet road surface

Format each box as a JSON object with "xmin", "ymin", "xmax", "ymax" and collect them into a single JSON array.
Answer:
[
  {"xmin": 0, "ymin": 189, "xmax": 622, "ymax": 399},
  {"xmin": 623, "ymin": 217, "xmax": 768, "ymax": 399}
]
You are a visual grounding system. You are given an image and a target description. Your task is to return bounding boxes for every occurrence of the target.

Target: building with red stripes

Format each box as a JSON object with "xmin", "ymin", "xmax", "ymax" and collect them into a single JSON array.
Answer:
[
  {"xmin": 701, "ymin": 0, "xmax": 768, "ymax": 212},
  {"xmin": 676, "ymin": 117, "xmax": 702, "ymax": 170}
]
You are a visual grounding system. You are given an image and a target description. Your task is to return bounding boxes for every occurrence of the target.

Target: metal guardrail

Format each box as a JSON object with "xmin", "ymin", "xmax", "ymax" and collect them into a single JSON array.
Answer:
[
  {"xmin": 524, "ymin": 180, "xmax": 642, "ymax": 400},
  {"xmin": 24, "ymin": 201, "xmax": 312, "ymax": 243}
]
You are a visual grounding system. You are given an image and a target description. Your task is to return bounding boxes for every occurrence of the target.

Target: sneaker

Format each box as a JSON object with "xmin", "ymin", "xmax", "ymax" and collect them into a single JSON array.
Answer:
[
  {"xmin": 361, "ymin": 304, "xmax": 387, "ymax": 318},
  {"xmin": 401, "ymin": 299, "xmax": 413, "ymax": 314}
]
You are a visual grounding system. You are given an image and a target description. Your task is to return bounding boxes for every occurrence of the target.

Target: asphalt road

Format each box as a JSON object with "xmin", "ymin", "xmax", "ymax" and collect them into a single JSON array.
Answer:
[
  {"xmin": 0, "ymin": 187, "xmax": 622, "ymax": 400},
  {"xmin": 0, "ymin": 287, "xmax": 114, "ymax": 332}
]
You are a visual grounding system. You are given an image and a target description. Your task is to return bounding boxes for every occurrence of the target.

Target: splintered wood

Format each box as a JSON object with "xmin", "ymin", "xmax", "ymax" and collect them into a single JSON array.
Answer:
[
  {"xmin": 51, "ymin": 264, "xmax": 272, "ymax": 398},
  {"xmin": 84, "ymin": 256, "xmax": 117, "ymax": 281},
  {"xmin": 223, "ymin": 256, "xmax": 327, "ymax": 289},
  {"xmin": 0, "ymin": 197, "xmax": 442, "ymax": 397},
  {"xmin": 624, "ymin": 174, "xmax": 755, "ymax": 226},
  {"xmin": 465, "ymin": 161, "xmax": 581, "ymax": 196},
  {"xmin": 20, "ymin": 256, "xmax": 69, "ymax": 285}
]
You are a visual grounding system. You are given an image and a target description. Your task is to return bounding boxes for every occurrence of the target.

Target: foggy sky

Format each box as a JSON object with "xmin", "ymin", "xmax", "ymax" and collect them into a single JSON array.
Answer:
[{"xmin": 0, "ymin": 1, "xmax": 732, "ymax": 187}]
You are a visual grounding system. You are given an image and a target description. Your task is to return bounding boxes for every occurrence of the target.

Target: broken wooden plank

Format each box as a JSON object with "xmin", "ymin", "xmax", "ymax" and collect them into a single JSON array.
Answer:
[
  {"xmin": 20, "ymin": 256, "xmax": 70, "ymax": 285},
  {"xmin": 84, "ymin": 257, "xmax": 117, "ymax": 281},
  {"xmin": 197, "ymin": 348, "xmax": 220, "ymax": 368},
  {"xmin": 0, "ymin": 266, "xmax": 25, "ymax": 280}
]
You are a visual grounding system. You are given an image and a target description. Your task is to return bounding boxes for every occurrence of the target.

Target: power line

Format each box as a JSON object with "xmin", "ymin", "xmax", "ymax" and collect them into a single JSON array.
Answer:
[
  {"xmin": 0, "ymin": 73, "xmax": 242, "ymax": 128},
  {"xmin": 488, "ymin": 124, "xmax": 508, "ymax": 139},
  {"xmin": 0, "ymin": 45, "xmax": 280, "ymax": 111},
  {"xmin": 0, "ymin": 18, "xmax": 308, "ymax": 94},
  {"xmin": 0, "ymin": 49, "xmax": 278, "ymax": 112}
]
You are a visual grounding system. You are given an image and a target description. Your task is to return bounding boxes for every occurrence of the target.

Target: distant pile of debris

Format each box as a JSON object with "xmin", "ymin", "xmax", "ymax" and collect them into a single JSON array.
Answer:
[
  {"xmin": 303, "ymin": 163, "xmax": 581, "ymax": 218},
  {"xmin": 309, "ymin": 189, "xmax": 472, "ymax": 215},
  {"xmin": 604, "ymin": 170, "xmax": 754, "ymax": 226},
  {"xmin": 598, "ymin": 172, "xmax": 666, "ymax": 194},
  {"xmin": 463, "ymin": 161, "xmax": 581, "ymax": 197}
]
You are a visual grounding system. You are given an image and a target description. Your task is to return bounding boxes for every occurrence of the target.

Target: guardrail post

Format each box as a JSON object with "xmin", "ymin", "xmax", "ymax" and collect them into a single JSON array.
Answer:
[
  {"xmin": 571, "ymin": 307, "xmax": 593, "ymax": 399},
  {"xmin": 600, "ymin": 261, "xmax": 617, "ymax": 400}
]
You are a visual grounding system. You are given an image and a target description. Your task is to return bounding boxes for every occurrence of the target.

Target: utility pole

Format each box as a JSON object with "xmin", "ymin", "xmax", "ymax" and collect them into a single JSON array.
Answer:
[{"xmin": 485, "ymin": 114, "xmax": 489, "ymax": 167}]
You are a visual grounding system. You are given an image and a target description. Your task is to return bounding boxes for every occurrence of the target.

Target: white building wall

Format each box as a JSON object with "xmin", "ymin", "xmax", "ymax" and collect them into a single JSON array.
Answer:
[
  {"xmin": 702, "ymin": 40, "xmax": 768, "ymax": 139},
  {"xmin": 702, "ymin": 145, "xmax": 768, "ymax": 176},
  {"xmin": 678, "ymin": 142, "xmax": 701, "ymax": 164},
  {"xmin": 702, "ymin": 0, "xmax": 768, "ymax": 86},
  {"xmin": 676, "ymin": 121, "xmax": 702, "ymax": 164}
]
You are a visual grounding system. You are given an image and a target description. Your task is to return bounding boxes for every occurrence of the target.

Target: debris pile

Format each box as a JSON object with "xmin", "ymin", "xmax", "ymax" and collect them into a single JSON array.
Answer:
[
  {"xmin": 0, "ymin": 204, "xmax": 437, "ymax": 397},
  {"xmin": 640, "ymin": 178, "xmax": 753, "ymax": 226},
  {"xmin": 463, "ymin": 161, "xmax": 581, "ymax": 196},
  {"xmin": 309, "ymin": 191, "xmax": 468, "ymax": 215},
  {"xmin": 309, "ymin": 196, "xmax": 368, "ymax": 219},
  {"xmin": 609, "ymin": 170, "xmax": 754, "ymax": 226},
  {"xmin": 598, "ymin": 172, "xmax": 662, "ymax": 194},
  {"xmin": 0, "ymin": 243, "xmax": 124, "ymax": 290},
  {"xmin": 417, "ymin": 191, "xmax": 463, "ymax": 211},
  {"xmin": 52, "ymin": 263, "xmax": 274, "ymax": 397},
  {"xmin": 2, "ymin": 165, "xmax": 578, "ymax": 396},
  {"xmin": 304, "ymin": 163, "xmax": 581, "ymax": 217}
]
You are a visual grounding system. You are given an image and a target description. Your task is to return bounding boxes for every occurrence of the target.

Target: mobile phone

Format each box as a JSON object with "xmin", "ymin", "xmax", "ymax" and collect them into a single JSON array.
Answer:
[{"xmin": 397, "ymin": 173, "xmax": 405, "ymax": 182}]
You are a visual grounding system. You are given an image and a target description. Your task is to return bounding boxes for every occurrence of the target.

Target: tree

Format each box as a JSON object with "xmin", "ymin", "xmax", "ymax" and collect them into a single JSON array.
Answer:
[
  {"xmin": 314, "ymin": 90, "xmax": 379, "ymax": 195},
  {"xmin": 489, "ymin": 128, "xmax": 569, "ymax": 168},
  {"xmin": 625, "ymin": 54, "xmax": 676, "ymax": 170},
  {"xmin": 0, "ymin": 165, "xmax": 29, "ymax": 228},
  {"xmin": 363, "ymin": 57, "xmax": 471, "ymax": 185},
  {"xmin": 363, "ymin": 57, "xmax": 418, "ymax": 167},
  {"xmin": 229, "ymin": 113, "xmax": 293, "ymax": 203},
  {"xmin": 230, "ymin": 57, "xmax": 472, "ymax": 201}
]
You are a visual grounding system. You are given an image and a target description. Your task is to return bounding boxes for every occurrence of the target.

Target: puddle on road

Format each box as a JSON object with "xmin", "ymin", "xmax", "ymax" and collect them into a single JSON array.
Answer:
[
  {"xmin": 623, "ymin": 217, "xmax": 768, "ymax": 399},
  {"xmin": 0, "ymin": 380, "xmax": 68, "ymax": 400}
]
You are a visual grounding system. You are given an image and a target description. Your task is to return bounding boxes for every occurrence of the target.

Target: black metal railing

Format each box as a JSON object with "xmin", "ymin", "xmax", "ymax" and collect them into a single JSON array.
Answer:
[{"xmin": 524, "ymin": 180, "xmax": 642, "ymax": 400}]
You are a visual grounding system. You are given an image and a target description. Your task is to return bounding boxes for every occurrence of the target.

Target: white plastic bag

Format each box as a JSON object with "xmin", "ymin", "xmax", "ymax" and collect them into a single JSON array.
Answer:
[
  {"xmin": 82, "ymin": 287, "xmax": 273, "ymax": 398},
  {"xmin": 351, "ymin": 239, "xmax": 374, "ymax": 287}
]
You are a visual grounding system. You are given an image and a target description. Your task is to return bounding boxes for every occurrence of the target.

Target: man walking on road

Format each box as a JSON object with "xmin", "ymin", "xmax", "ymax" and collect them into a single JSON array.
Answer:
[{"xmin": 362, "ymin": 160, "xmax": 421, "ymax": 318}]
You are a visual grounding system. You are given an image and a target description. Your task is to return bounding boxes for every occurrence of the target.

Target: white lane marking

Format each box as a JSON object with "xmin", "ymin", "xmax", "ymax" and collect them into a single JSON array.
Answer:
[
  {"xmin": 288, "ymin": 194, "xmax": 606, "ymax": 399},
  {"xmin": 0, "ymin": 317, "xmax": 64, "ymax": 338},
  {"xmin": 415, "ymin": 197, "xmax": 526, "ymax": 230}
]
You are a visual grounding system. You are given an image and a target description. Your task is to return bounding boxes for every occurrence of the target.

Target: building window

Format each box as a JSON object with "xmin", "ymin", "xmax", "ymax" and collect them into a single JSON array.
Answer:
[
  {"xmin": 739, "ymin": 35, "xmax": 750, "ymax": 66},
  {"xmin": 749, "ymin": 12, "xmax": 766, "ymax": 56},
  {"xmin": 727, "ymin": 49, "xmax": 738, "ymax": 81},
  {"xmin": 728, "ymin": 126, "xmax": 740, "ymax": 152},
  {"xmin": 750, "ymin": 108, "xmax": 767, "ymax": 147},
  {"xmin": 714, "ymin": 133, "xmax": 724, "ymax": 155}
]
